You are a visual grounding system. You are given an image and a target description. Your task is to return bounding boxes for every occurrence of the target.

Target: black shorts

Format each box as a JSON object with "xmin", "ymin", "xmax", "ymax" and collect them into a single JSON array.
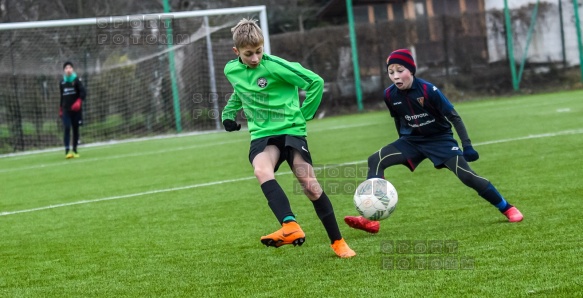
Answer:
[
  {"xmin": 391, "ymin": 134, "xmax": 463, "ymax": 171},
  {"xmin": 249, "ymin": 135, "xmax": 313, "ymax": 172},
  {"xmin": 62, "ymin": 111, "xmax": 83, "ymax": 128}
]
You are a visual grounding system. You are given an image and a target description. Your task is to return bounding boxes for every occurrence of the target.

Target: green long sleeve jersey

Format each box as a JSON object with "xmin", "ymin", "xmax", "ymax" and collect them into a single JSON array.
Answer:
[{"xmin": 221, "ymin": 54, "xmax": 324, "ymax": 140}]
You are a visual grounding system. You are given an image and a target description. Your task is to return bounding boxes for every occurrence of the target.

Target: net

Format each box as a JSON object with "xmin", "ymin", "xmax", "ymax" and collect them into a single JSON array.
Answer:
[{"xmin": 0, "ymin": 6, "xmax": 270, "ymax": 154}]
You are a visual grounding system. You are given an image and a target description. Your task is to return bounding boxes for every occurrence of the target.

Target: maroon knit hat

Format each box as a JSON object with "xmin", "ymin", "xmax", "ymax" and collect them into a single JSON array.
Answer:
[{"xmin": 386, "ymin": 49, "xmax": 416, "ymax": 75}]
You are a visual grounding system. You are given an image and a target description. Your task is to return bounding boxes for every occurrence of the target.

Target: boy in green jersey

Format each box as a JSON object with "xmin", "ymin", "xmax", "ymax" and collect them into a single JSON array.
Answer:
[{"xmin": 221, "ymin": 18, "xmax": 355, "ymax": 258}]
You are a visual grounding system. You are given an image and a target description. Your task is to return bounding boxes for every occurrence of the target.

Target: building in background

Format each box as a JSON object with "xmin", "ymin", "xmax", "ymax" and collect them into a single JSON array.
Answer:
[
  {"xmin": 318, "ymin": 0, "xmax": 485, "ymax": 23},
  {"xmin": 318, "ymin": 0, "xmax": 580, "ymax": 67}
]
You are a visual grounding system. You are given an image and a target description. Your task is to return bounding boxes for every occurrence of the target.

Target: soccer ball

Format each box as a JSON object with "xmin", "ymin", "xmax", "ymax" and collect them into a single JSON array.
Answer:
[{"xmin": 353, "ymin": 178, "xmax": 398, "ymax": 221}]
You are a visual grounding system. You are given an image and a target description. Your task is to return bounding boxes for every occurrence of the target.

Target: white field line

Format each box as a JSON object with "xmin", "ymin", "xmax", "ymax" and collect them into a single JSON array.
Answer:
[
  {"xmin": 1, "ymin": 128, "xmax": 582, "ymax": 217},
  {"xmin": 0, "ymin": 122, "xmax": 376, "ymax": 174},
  {"xmin": 0, "ymin": 122, "xmax": 375, "ymax": 160},
  {"xmin": 0, "ymin": 129, "xmax": 224, "ymax": 159},
  {"xmin": 0, "ymin": 139, "xmax": 243, "ymax": 174},
  {"xmin": 474, "ymin": 128, "xmax": 583, "ymax": 146},
  {"xmin": 0, "ymin": 160, "xmax": 361, "ymax": 217}
]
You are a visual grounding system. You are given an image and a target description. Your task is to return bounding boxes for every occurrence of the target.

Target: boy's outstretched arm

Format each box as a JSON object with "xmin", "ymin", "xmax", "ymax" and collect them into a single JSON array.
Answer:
[
  {"xmin": 221, "ymin": 92, "xmax": 243, "ymax": 131},
  {"xmin": 429, "ymin": 86, "xmax": 479, "ymax": 162},
  {"xmin": 445, "ymin": 109, "xmax": 479, "ymax": 162},
  {"xmin": 271, "ymin": 58, "xmax": 324, "ymax": 121},
  {"xmin": 298, "ymin": 75, "xmax": 324, "ymax": 121}
]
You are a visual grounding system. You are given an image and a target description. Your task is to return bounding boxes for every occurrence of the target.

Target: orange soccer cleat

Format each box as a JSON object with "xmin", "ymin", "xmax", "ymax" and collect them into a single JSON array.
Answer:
[
  {"xmin": 331, "ymin": 238, "xmax": 356, "ymax": 258},
  {"xmin": 260, "ymin": 221, "xmax": 305, "ymax": 248}
]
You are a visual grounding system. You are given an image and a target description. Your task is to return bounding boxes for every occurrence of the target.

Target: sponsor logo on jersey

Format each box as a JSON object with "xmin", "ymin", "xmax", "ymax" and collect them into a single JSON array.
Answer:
[
  {"xmin": 406, "ymin": 119, "xmax": 435, "ymax": 128},
  {"xmin": 393, "ymin": 101, "xmax": 402, "ymax": 105},
  {"xmin": 63, "ymin": 87, "xmax": 77, "ymax": 96},
  {"xmin": 257, "ymin": 77, "xmax": 268, "ymax": 88},
  {"xmin": 404, "ymin": 113, "xmax": 429, "ymax": 121}
]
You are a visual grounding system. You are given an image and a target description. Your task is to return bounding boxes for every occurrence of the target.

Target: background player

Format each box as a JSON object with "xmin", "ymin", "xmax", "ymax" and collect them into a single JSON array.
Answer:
[
  {"xmin": 60, "ymin": 61, "xmax": 85, "ymax": 159},
  {"xmin": 345, "ymin": 49, "xmax": 524, "ymax": 233},
  {"xmin": 221, "ymin": 18, "xmax": 355, "ymax": 258}
]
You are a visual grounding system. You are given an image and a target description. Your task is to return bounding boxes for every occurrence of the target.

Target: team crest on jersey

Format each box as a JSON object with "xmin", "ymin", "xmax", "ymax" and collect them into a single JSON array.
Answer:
[
  {"xmin": 257, "ymin": 77, "xmax": 268, "ymax": 88},
  {"xmin": 416, "ymin": 97, "xmax": 424, "ymax": 106}
]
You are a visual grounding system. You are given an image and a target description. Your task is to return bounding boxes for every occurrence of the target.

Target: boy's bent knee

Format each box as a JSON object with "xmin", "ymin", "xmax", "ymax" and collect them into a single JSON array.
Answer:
[
  {"xmin": 254, "ymin": 167, "xmax": 275, "ymax": 182},
  {"xmin": 299, "ymin": 179, "xmax": 322, "ymax": 200},
  {"xmin": 367, "ymin": 153, "xmax": 380, "ymax": 167}
]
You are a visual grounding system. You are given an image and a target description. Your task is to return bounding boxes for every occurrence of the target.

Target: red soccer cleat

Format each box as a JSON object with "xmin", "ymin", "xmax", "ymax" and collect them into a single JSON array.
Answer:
[
  {"xmin": 344, "ymin": 216, "xmax": 380, "ymax": 233},
  {"xmin": 503, "ymin": 206, "xmax": 524, "ymax": 222}
]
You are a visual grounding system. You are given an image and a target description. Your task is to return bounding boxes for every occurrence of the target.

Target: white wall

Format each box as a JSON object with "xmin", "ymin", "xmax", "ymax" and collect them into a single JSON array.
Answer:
[
  {"xmin": 485, "ymin": 0, "xmax": 582, "ymax": 66},
  {"xmin": 486, "ymin": 0, "xmax": 551, "ymax": 9}
]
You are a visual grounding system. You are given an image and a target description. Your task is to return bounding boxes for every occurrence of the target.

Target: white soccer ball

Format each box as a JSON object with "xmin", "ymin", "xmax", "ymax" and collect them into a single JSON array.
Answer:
[{"xmin": 353, "ymin": 178, "xmax": 398, "ymax": 221}]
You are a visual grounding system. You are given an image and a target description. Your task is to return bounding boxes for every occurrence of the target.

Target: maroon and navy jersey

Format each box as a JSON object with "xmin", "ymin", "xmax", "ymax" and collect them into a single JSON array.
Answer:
[{"xmin": 384, "ymin": 78, "xmax": 455, "ymax": 137}]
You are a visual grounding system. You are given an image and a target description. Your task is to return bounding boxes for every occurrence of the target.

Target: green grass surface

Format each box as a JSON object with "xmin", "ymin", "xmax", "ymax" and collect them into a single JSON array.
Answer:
[{"xmin": 1, "ymin": 90, "xmax": 583, "ymax": 297}]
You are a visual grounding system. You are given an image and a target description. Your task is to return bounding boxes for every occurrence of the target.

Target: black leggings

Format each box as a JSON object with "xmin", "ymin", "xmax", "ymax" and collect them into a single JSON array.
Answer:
[
  {"xmin": 63, "ymin": 111, "xmax": 81, "ymax": 151},
  {"xmin": 443, "ymin": 155, "xmax": 490, "ymax": 192},
  {"xmin": 367, "ymin": 145, "xmax": 489, "ymax": 192},
  {"xmin": 367, "ymin": 144, "xmax": 408, "ymax": 179}
]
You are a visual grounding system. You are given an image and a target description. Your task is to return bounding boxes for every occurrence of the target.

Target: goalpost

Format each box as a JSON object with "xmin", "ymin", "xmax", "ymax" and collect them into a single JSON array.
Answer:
[{"xmin": 0, "ymin": 6, "xmax": 270, "ymax": 154}]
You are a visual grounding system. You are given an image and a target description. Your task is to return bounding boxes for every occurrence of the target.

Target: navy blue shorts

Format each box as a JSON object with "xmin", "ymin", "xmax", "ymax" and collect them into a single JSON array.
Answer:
[
  {"xmin": 391, "ymin": 134, "xmax": 462, "ymax": 171},
  {"xmin": 249, "ymin": 135, "xmax": 312, "ymax": 172}
]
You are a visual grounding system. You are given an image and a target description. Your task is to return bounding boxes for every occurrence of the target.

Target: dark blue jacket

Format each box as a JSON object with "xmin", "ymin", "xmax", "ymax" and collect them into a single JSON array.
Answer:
[{"xmin": 384, "ymin": 77, "xmax": 472, "ymax": 146}]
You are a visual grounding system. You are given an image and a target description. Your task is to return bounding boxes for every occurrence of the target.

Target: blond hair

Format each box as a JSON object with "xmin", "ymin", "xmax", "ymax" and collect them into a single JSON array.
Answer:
[{"xmin": 231, "ymin": 18, "xmax": 264, "ymax": 49}]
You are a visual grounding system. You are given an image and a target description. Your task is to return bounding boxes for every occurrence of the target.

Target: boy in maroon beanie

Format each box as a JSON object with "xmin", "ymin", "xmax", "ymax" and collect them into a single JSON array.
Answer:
[{"xmin": 344, "ymin": 49, "xmax": 523, "ymax": 233}]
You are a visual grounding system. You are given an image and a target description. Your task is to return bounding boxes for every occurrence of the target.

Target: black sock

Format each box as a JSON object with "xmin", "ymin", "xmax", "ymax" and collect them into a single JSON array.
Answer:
[
  {"xmin": 312, "ymin": 192, "xmax": 342, "ymax": 244},
  {"xmin": 261, "ymin": 179, "xmax": 294, "ymax": 224},
  {"xmin": 65, "ymin": 148, "xmax": 70, "ymax": 154}
]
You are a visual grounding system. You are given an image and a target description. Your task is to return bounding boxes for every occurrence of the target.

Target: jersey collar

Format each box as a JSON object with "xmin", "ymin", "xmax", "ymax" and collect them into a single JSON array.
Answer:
[{"xmin": 237, "ymin": 54, "xmax": 269, "ymax": 69}]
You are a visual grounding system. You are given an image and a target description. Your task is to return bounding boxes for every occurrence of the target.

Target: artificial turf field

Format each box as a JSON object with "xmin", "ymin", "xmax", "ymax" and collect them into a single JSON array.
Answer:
[{"xmin": 1, "ymin": 90, "xmax": 582, "ymax": 297}]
